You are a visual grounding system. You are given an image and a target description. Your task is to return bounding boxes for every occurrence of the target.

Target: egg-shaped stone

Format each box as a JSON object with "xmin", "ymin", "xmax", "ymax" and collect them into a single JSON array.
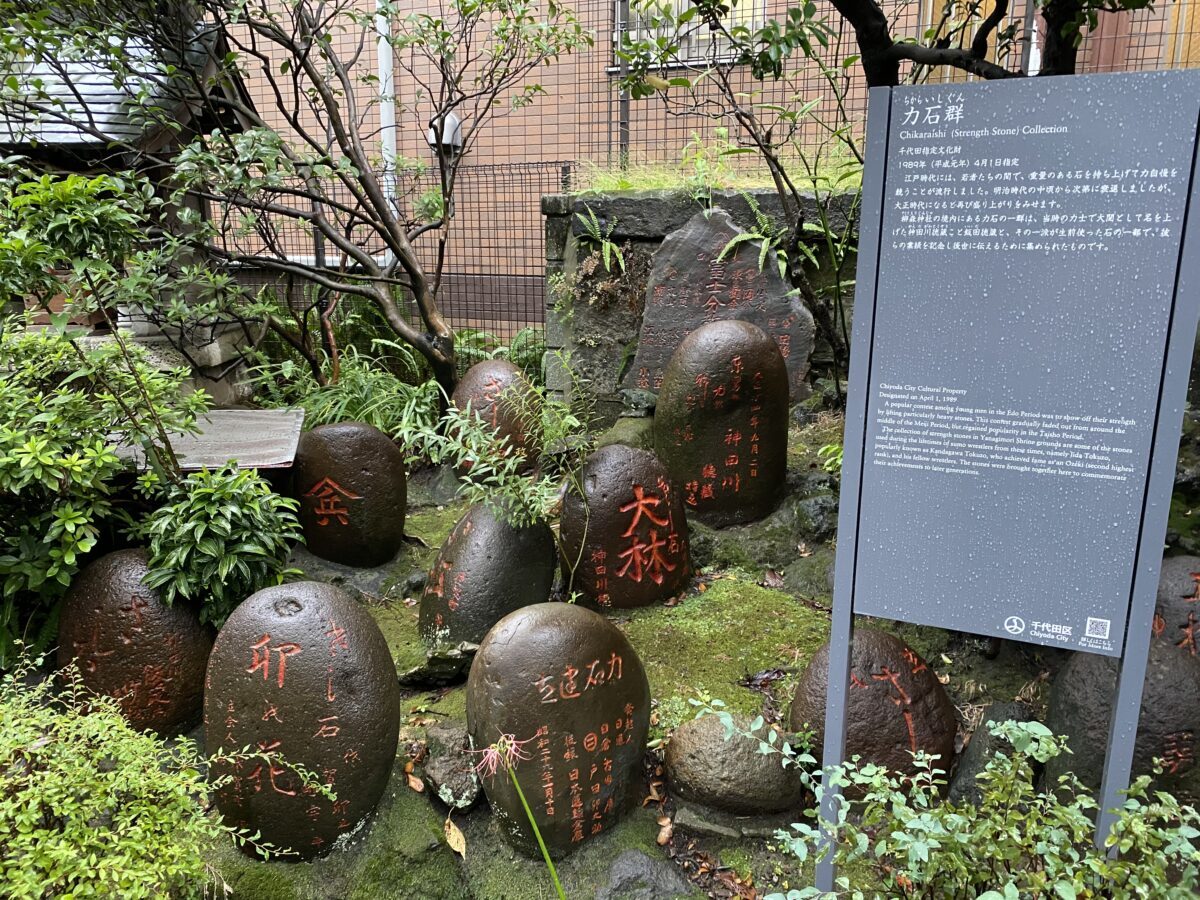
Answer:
[
  {"xmin": 559, "ymin": 444, "xmax": 691, "ymax": 608},
  {"xmin": 653, "ymin": 319, "xmax": 789, "ymax": 526},
  {"xmin": 451, "ymin": 360, "xmax": 539, "ymax": 464},
  {"xmin": 418, "ymin": 502, "xmax": 556, "ymax": 648},
  {"xmin": 57, "ymin": 548, "xmax": 212, "ymax": 734},
  {"xmin": 466, "ymin": 603, "xmax": 650, "ymax": 858},
  {"xmin": 294, "ymin": 422, "xmax": 407, "ymax": 568},
  {"xmin": 204, "ymin": 581, "xmax": 400, "ymax": 859}
]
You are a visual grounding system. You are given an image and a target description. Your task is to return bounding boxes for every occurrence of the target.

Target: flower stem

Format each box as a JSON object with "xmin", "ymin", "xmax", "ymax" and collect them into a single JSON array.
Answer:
[{"xmin": 507, "ymin": 763, "xmax": 567, "ymax": 900}]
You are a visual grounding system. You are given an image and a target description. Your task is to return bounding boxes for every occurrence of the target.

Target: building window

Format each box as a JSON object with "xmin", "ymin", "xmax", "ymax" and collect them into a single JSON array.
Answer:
[{"xmin": 614, "ymin": 0, "xmax": 769, "ymax": 68}]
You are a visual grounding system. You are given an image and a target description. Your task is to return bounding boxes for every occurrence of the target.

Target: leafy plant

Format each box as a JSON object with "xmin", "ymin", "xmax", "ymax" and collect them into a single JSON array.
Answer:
[
  {"xmin": 0, "ymin": 325, "xmax": 208, "ymax": 666},
  {"xmin": 576, "ymin": 206, "xmax": 626, "ymax": 274},
  {"xmin": 695, "ymin": 704, "xmax": 1200, "ymax": 899},
  {"xmin": 817, "ymin": 442, "xmax": 843, "ymax": 474},
  {"xmin": 135, "ymin": 466, "xmax": 302, "ymax": 628}
]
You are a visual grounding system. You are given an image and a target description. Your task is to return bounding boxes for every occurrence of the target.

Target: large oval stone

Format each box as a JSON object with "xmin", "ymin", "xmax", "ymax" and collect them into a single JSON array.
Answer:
[
  {"xmin": 653, "ymin": 320, "xmax": 788, "ymax": 526},
  {"xmin": 204, "ymin": 582, "xmax": 400, "ymax": 859},
  {"xmin": 418, "ymin": 503, "xmax": 556, "ymax": 647},
  {"xmin": 57, "ymin": 549, "xmax": 212, "ymax": 735},
  {"xmin": 451, "ymin": 360, "xmax": 538, "ymax": 464},
  {"xmin": 466, "ymin": 603, "xmax": 650, "ymax": 858},
  {"xmin": 1045, "ymin": 638, "xmax": 1200, "ymax": 794},
  {"xmin": 294, "ymin": 422, "xmax": 407, "ymax": 568},
  {"xmin": 559, "ymin": 444, "xmax": 691, "ymax": 609},
  {"xmin": 789, "ymin": 629, "xmax": 957, "ymax": 780},
  {"xmin": 1154, "ymin": 555, "xmax": 1200, "ymax": 657}
]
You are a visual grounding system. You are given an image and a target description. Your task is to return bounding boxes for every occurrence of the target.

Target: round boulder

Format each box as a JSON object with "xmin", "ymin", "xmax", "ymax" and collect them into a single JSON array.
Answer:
[
  {"xmin": 666, "ymin": 713, "xmax": 804, "ymax": 814},
  {"xmin": 418, "ymin": 503, "xmax": 556, "ymax": 648},
  {"xmin": 789, "ymin": 629, "xmax": 957, "ymax": 779},
  {"xmin": 294, "ymin": 422, "xmax": 407, "ymax": 568},
  {"xmin": 451, "ymin": 360, "xmax": 538, "ymax": 464},
  {"xmin": 560, "ymin": 444, "xmax": 691, "ymax": 609},
  {"xmin": 1045, "ymin": 638, "xmax": 1200, "ymax": 794},
  {"xmin": 1154, "ymin": 555, "xmax": 1200, "ymax": 658},
  {"xmin": 466, "ymin": 603, "xmax": 651, "ymax": 858},
  {"xmin": 653, "ymin": 320, "xmax": 789, "ymax": 526},
  {"xmin": 57, "ymin": 548, "xmax": 212, "ymax": 734},
  {"xmin": 204, "ymin": 581, "xmax": 401, "ymax": 859}
]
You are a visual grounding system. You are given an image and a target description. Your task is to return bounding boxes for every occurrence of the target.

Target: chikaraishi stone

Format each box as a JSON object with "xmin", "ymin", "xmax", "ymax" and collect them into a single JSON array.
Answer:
[
  {"xmin": 418, "ymin": 502, "xmax": 556, "ymax": 647},
  {"xmin": 789, "ymin": 628, "xmax": 957, "ymax": 780},
  {"xmin": 1154, "ymin": 555, "xmax": 1200, "ymax": 657},
  {"xmin": 204, "ymin": 581, "xmax": 400, "ymax": 859},
  {"xmin": 57, "ymin": 548, "xmax": 212, "ymax": 735},
  {"xmin": 559, "ymin": 444, "xmax": 690, "ymax": 608},
  {"xmin": 294, "ymin": 422, "xmax": 407, "ymax": 568},
  {"xmin": 653, "ymin": 319, "xmax": 789, "ymax": 526},
  {"xmin": 451, "ymin": 360, "xmax": 538, "ymax": 463},
  {"xmin": 466, "ymin": 603, "xmax": 650, "ymax": 858}
]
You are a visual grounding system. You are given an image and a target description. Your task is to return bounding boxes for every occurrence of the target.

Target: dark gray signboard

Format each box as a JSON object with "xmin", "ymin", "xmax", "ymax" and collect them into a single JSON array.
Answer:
[{"xmin": 819, "ymin": 70, "xmax": 1200, "ymax": 889}]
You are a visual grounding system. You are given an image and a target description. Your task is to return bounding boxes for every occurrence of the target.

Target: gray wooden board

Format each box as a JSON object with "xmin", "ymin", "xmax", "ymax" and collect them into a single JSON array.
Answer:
[{"xmin": 115, "ymin": 409, "xmax": 306, "ymax": 471}]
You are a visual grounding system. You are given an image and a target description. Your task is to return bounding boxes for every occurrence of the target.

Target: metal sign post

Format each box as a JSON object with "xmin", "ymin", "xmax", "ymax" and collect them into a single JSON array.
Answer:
[{"xmin": 818, "ymin": 70, "xmax": 1200, "ymax": 891}]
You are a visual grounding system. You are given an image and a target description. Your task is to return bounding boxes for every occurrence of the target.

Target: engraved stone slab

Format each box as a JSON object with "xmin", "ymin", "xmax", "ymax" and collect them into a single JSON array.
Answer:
[
  {"xmin": 451, "ymin": 360, "xmax": 538, "ymax": 464},
  {"xmin": 57, "ymin": 548, "xmax": 212, "ymax": 735},
  {"xmin": 654, "ymin": 320, "xmax": 789, "ymax": 526},
  {"xmin": 204, "ymin": 582, "xmax": 400, "ymax": 859},
  {"xmin": 620, "ymin": 208, "xmax": 814, "ymax": 401},
  {"xmin": 466, "ymin": 603, "xmax": 650, "ymax": 858},
  {"xmin": 418, "ymin": 503, "xmax": 556, "ymax": 647},
  {"xmin": 559, "ymin": 444, "xmax": 691, "ymax": 608}
]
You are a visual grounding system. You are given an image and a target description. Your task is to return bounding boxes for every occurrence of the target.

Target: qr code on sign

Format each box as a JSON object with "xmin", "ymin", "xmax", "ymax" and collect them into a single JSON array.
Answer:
[{"xmin": 1086, "ymin": 617, "xmax": 1111, "ymax": 640}]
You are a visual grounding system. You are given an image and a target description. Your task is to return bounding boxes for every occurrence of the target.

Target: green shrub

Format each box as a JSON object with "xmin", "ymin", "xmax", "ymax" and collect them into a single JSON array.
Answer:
[
  {"xmin": 707, "ymin": 710, "xmax": 1200, "ymax": 899},
  {"xmin": 0, "ymin": 656, "xmax": 226, "ymax": 898},
  {"xmin": 0, "ymin": 326, "xmax": 208, "ymax": 664},
  {"xmin": 135, "ymin": 465, "xmax": 302, "ymax": 628}
]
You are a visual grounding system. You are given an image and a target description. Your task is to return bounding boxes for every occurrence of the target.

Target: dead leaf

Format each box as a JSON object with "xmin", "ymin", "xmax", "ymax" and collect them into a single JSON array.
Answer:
[
  {"xmin": 796, "ymin": 542, "xmax": 813, "ymax": 558},
  {"xmin": 406, "ymin": 773, "xmax": 425, "ymax": 793},
  {"xmin": 656, "ymin": 820, "xmax": 673, "ymax": 845},
  {"xmin": 761, "ymin": 569, "xmax": 785, "ymax": 590},
  {"xmin": 444, "ymin": 816, "xmax": 466, "ymax": 857},
  {"xmin": 698, "ymin": 583, "xmax": 708, "ymax": 593},
  {"xmin": 404, "ymin": 759, "xmax": 414, "ymax": 774},
  {"xmin": 937, "ymin": 673, "xmax": 950, "ymax": 685}
]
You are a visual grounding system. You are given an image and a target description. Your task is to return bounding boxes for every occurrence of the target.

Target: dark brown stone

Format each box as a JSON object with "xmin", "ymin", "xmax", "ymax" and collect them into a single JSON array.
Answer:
[
  {"xmin": 789, "ymin": 629, "xmax": 957, "ymax": 780},
  {"xmin": 559, "ymin": 444, "xmax": 691, "ymax": 609},
  {"xmin": 451, "ymin": 360, "xmax": 538, "ymax": 464},
  {"xmin": 620, "ymin": 208, "xmax": 815, "ymax": 401},
  {"xmin": 465, "ymin": 603, "xmax": 651, "ymax": 858},
  {"xmin": 418, "ymin": 503, "xmax": 556, "ymax": 647},
  {"xmin": 294, "ymin": 422, "xmax": 407, "ymax": 568},
  {"xmin": 1046, "ymin": 639, "xmax": 1200, "ymax": 793},
  {"xmin": 204, "ymin": 581, "xmax": 400, "ymax": 859},
  {"xmin": 57, "ymin": 549, "xmax": 212, "ymax": 735},
  {"xmin": 653, "ymin": 320, "xmax": 789, "ymax": 526},
  {"xmin": 1154, "ymin": 555, "xmax": 1200, "ymax": 657}
]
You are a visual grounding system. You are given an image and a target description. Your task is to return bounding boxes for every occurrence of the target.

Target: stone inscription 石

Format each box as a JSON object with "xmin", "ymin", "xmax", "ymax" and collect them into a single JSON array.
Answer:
[
  {"xmin": 620, "ymin": 208, "xmax": 814, "ymax": 401},
  {"xmin": 853, "ymin": 71, "xmax": 1200, "ymax": 657}
]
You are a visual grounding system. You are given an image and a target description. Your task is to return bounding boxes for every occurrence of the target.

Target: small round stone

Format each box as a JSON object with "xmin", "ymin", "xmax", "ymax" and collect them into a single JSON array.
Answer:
[
  {"xmin": 451, "ymin": 360, "xmax": 538, "ymax": 463},
  {"xmin": 789, "ymin": 629, "xmax": 957, "ymax": 780},
  {"xmin": 204, "ymin": 582, "xmax": 401, "ymax": 859},
  {"xmin": 559, "ymin": 444, "xmax": 691, "ymax": 609},
  {"xmin": 653, "ymin": 320, "xmax": 789, "ymax": 526},
  {"xmin": 466, "ymin": 603, "xmax": 650, "ymax": 858},
  {"xmin": 293, "ymin": 422, "xmax": 407, "ymax": 568},
  {"xmin": 418, "ymin": 503, "xmax": 556, "ymax": 648},
  {"xmin": 57, "ymin": 548, "xmax": 212, "ymax": 734},
  {"xmin": 665, "ymin": 713, "xmax": 804, "ymax": 814}
]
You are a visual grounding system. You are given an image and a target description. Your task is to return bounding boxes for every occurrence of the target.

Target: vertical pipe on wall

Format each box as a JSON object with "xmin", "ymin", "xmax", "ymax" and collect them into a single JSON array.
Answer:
[{"xmin": 377, "ymin": 0, "xmax": 398, "ymax": 266}]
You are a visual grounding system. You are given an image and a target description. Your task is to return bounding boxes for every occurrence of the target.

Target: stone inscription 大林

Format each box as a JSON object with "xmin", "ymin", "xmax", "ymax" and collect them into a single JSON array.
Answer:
[{"xmin": 869, "ymin": 384, "xmax": 1138, "ymax": 483}]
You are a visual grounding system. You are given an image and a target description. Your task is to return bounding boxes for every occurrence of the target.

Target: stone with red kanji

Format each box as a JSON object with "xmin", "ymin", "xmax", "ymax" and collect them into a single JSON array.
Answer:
[
  {"xmin": 1046, "ymin": 638, "xmax": 1200, "ymax": 795},
  {"xmin": 451, "ymin": 360, "xmax": 539, "ymax": 466},
  {"xmin": 294, "ymin": 422, "xmax": 407, "ymax": 568},
  {"xmin": 620, "ymin": 208, "xmax": 815, "ymax": 401},
  {"xmin": 789, "ymin": 629, "xmax": 957, "ymax": 781},
  {"xmin": 418, "ymin": 503, "xmax": 556, "ymax": 648},
  {"xmin": 466, "ymin": 603, "xmax": 651, "ymax": 858},
  {"xmin": 204, "ymin": 581, "xmax": 400, "ymax": 859},
  {"xmin": 653, "ymin": 319, "xmax": 789, "ymax": 526},
  {"xmin": 1153, "ymin": 555, "xmax": 1200, "ymax": 657},
  {"xmin": 57, "ymin": 548, "xmax": 212, "ymax": 735},
  {"xmin": 559, "ymin": 444, "xmax": 690, "ymax": 609}
]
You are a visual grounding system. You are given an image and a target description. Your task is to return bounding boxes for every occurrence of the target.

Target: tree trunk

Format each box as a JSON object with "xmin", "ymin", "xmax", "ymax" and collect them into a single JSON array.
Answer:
[{"xmin": 1039, "ymin": 0, "xmax": 1083, "ymax": 75}]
